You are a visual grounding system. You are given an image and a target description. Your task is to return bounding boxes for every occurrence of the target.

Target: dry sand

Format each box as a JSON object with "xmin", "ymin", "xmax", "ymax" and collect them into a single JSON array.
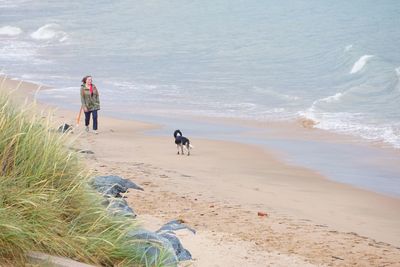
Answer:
[{"xmin": 2, "ymin": 76, "xmax": 400, "ymax": 266}]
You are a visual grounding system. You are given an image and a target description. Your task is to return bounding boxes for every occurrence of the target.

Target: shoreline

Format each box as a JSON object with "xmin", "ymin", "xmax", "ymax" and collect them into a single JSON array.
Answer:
[
  {"xmin": 2, "ymin": 75, "xmax": 400, "ymax": 266},
  {"xmin": 36, "ymin": 84, "xmax": 400, "ymax": 198},
  {"xmin": 140, "ymin": 113, "xmax": 400, "ymax": 198}
]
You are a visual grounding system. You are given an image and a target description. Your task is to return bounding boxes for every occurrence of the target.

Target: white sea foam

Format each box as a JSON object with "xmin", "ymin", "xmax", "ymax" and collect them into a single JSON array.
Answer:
[
  {"xmin": 344, "ymin": 44, "xmax": 353, "ymax": 52},
  {"xmin": 396, "ymin": 67, "xmax": 400, "ymax": 78},
  {"xmin": 297, "ymin": 109, "xmax": 319, "ymax": 124},
  {"xmin": 0, "ymin": 26, "xmax": 22, "ymax": 36},
  {"xmin": 0, "ymin": 41, "xmax": 36, "ymax": 60},
  {"xmin": 59, "ymin": 35, "xmax": 68, "ymax": 42},
  {"xmin": 350, "ymin": 55, "xmax": 374, "ymax": 74},
  {"xmin": 0, "ymin": 0, "xmax": 31, "ymax": 8},
  {"xmin": 304, "ymin": 92, "xmax": 344, "ymax": 118},
  {"xmin": 299, "ymin": 109, "xmax": 400, "ymax": 148},
  {"xmin": 320, "ymin": 92, "xmax": 343, "ymax": 103},
  {"xmin": 395, "ymin": 67, "xmax": 400, "ymax": 92},
  {"xmin": 30, "ymin": 24, "xmax": 67, "ymax": 42},
  {"xmin": 0, "ymin": 41, "xmax": 51, "ymax": 65}
]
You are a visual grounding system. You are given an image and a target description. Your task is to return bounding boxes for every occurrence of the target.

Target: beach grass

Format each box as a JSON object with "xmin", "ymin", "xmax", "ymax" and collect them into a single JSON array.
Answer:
[{"xmin": 0, "ymin": 92, "xmax": 171, "ymax": 266}]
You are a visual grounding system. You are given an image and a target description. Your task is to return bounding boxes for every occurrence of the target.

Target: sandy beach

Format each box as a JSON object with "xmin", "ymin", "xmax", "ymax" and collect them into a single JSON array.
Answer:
[{"xmin": 2, "ymin": 76, "xmax": 400, "ymax": 266}]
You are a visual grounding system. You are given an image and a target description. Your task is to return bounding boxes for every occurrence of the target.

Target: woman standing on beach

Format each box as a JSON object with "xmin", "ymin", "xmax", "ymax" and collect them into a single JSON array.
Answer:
[{"xmin": 80, "ymin": 75, "xmax": 100, "ymax": 134}]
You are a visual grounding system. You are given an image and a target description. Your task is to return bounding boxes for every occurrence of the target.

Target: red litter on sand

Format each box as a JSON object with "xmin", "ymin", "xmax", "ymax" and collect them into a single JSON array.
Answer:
[{"xmin": 257, "ymin": 211, "xmax": 268, "ymax": 217}]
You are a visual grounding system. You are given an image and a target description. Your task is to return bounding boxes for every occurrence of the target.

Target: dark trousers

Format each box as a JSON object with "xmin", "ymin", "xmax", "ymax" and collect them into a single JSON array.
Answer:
[{"xmin": 84, "ymin": 110, "xmax": 98, "ymax": 130}]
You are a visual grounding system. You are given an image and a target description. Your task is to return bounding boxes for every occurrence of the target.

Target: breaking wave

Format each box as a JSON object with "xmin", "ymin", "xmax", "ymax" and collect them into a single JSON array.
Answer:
[
  {"xmin": 0, "ymin": 26, "xmax": 22, "ymax": 36},
  {"xmin": 30, "ymin": 24, "xmax": 67, "ymax": 42},
  {"xmin": 350, "ymin": 55, "xmax": 374, "ymax": 74},
  {"xmin": 319, "ymin": 92, "xmax": 344, "ymax": 103}
]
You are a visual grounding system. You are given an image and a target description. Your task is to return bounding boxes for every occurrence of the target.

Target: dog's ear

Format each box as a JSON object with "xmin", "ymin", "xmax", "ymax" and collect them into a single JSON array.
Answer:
[{"xmin": 174, "ymin": 129, "xmax": 183, "ymax": 137}]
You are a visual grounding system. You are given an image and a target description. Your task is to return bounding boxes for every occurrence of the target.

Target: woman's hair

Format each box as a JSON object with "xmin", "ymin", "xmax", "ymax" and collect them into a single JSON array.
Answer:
[{"xmin": 81, "ymin": 75, "xmax": 92, "ymax": 84}]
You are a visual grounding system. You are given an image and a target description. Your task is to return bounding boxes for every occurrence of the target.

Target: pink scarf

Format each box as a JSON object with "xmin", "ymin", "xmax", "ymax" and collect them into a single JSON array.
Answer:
[{"xmin": 89, "ymin": 84, "xmax": 93, "ymax": 95}]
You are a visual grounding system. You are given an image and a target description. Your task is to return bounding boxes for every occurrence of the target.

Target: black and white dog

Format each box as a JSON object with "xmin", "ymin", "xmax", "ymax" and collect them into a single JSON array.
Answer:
[{"xmin": 174, "ymin": 129, "xmax": 192, "ymax": 156}]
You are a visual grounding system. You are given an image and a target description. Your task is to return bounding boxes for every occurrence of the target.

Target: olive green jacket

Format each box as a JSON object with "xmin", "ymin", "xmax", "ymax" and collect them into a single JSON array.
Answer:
[{"xmin": 80, "ymin": 84, "xmax": 100, "ymax": 111}]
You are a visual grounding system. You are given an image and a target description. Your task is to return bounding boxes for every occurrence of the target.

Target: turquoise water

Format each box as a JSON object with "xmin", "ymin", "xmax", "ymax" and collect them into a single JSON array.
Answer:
[
  {"xmin": 1, "ymin": 0, "xmax": 399, "ymax": 147},
  {"xmin": 1, "ymin": 1, "xmax": 400, "ymax": 196}
]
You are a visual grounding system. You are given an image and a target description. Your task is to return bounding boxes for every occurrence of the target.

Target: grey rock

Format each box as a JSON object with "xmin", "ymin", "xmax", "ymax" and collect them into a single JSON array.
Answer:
[
  {"xmin": 157, "ymin": 219, "xmax": 196, "ymax": 234},
  {"xmin": 79, "ymin": 149, "xmax": 94, "ymax": 154},
  {"xmin": 127, "ymin": 229, "xmax": 178, "ymax": 267},
  {"xmin": 123, "ymin": 179, "xmax": 144, "ymax": 191},
  {"xmin": 103, "ymin": 197, "xmax": 136, "ymax": 218},
  {"xmin": 58, "ymin": 123, "xmax": 73, "ymax": 133},
  {"xmin": 90, "ymin": 175, "xmax": 143, "ymax": 197},
  {"xmin": 158, "ymin": 231, "xmax": 192, "ymax": 261}
]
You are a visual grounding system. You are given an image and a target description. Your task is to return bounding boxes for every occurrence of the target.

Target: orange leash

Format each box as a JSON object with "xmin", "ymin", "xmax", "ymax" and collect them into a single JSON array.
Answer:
[{"xmin": 76, "ymin": 107, "xmax": 83, "ymax": 126}]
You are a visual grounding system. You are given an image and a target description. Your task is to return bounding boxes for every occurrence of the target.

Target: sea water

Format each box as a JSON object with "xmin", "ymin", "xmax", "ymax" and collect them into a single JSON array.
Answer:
[{"xmin": 1, "ymin": 0, "xmax": 400, "ymax": 195}]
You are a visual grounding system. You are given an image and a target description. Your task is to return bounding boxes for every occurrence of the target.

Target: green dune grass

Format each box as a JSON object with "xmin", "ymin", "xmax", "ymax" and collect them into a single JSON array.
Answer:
[{"xmin": 0, "ymin": 93, "xmax": 170, "ymax": 266}]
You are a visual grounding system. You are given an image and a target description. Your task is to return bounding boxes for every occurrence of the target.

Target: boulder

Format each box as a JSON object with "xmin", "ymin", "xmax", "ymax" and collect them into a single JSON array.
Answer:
[
  {"xmin": 126, "ymin": 229, "xmax": 178, "ymax": 267},
  {"xmin": 103, "ymin": 197, "xmax": 136, "ymax": 218},
  {"xmin": 90, "ymin": 175, "xmax": 143, "ymax": 197},
  {"xmin": 156, "ymin": 220, "xmax": 195, "ymax": 261},
  {"xmin": 157, "ymin": 219, "xmax": 196, "ymax": 234},
  {"xmin": 57, "ymin": 123, "xmax": 73, "ymax": 133},
  {"xmin": 157, "ymin": 231, "xmax": 192, "ymax": 261}
]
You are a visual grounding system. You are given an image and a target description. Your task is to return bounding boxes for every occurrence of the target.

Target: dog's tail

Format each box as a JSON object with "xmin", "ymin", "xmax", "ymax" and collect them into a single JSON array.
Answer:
[{"xmin": 174, "ymin": 129, "xmax": 182, "ymax": 138}]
